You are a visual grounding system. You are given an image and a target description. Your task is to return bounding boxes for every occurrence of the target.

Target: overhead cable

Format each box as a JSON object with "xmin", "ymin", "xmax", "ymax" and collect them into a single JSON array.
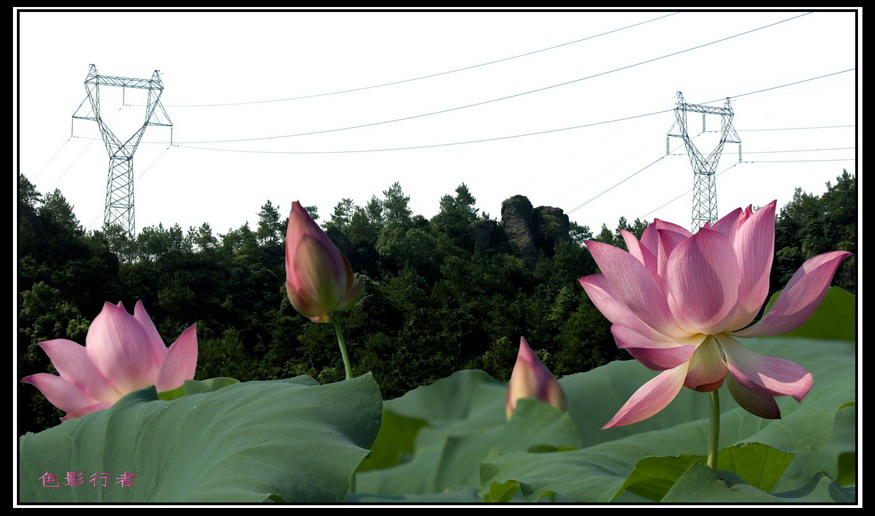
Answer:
[
  {"xmin": 172, "ymin": 12, "xmax": 813, "ymax": 145},
  {"xmin": 170, "ymin": 67, "xmax": 853, "ymax": 155},
  {"xmin": 164, "ymin": 12, "xmax": 682, "ymax": 108}
]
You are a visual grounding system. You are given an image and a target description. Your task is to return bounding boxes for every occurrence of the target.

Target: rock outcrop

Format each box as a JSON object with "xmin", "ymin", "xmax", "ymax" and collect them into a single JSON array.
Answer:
[
  {"xmin": 533, "ymin": 206, "xmax": 570, "ymax": 254},
  {"xmin": 500, "ymin": 195, "xmax": 571, "ymax": 266},
  {"xmin": 501, "ymin": 195, "xmax": 539, "ymax": 267},
  {"xmin": 468, "ymin": 218, "xmax": 501, "ymax": 251}
]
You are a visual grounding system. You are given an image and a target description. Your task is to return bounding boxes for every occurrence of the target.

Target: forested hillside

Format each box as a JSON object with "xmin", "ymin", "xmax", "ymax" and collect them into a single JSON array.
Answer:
[{"xmin": 16, "ymin": 171, "xmax": 856, "ymax": 434}]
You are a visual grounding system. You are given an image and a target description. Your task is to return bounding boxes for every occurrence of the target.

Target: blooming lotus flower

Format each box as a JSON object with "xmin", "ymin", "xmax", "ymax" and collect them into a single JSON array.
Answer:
[
  {"xmin": 285, "ymin": 201, "xmax": 362, "ymax": 323},
  {"xmin": 506, "ymin": 337, "xmax": 567, "ymax": 420},
  {"xmin": 21, "ymin": 301, "xmax": 198, "ymax": 420},
  {"xmin": 578, "ymin": 201, "xmax": 850, "ymax": 428}
]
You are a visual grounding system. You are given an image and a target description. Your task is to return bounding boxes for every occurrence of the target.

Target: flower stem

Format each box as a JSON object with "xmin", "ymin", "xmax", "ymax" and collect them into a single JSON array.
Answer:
[
  {"xmin": 707, "ymin": 389, "xmax": 720, "ymax": 470},
  {"xmin": 332, "ymin": 318, "xmax": 352, "ymax": 380}
]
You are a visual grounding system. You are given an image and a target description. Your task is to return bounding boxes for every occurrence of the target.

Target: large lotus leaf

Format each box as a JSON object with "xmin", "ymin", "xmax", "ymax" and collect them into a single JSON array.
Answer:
[
  {"xmin": 344, "ymin": 488, "xmax": 482, "ymax": 503},
  {"xmin": 354, "ymin": 369, "xmax": 505, "ymax": 475},
  {"xmin": 19, "ymin": 375, "xmax": 382, "ymax": 503},
  {"xmin": 356, "ymin": 410, "xmax": 428, "ymax": 472},
  {"xmin": 157, "ymin": 377, "xmax": 242, "ymax": 400},
  {"xmin": 617, "ymin": 443, "xmax": 794, "ymax": 501},
  {"xmin": 478, "ymin": 338, "xmax": 855, "ymax": 502},
  {"xmin": 773, "ymin": 403, "xmax": 856, "ymax": 491},
  {"xmin": 354, "ymin": 398, "xmax": 581, "ymax": 497},
  {"xmin": 661, "ymin": 462, "xmax": 855, "ymax": 503},
  {"xmin": 383, "ymin": 368, "xmax": 507, "ymax": 427},
  {"xmin": 483, "ymin": 478, "xmax": 523, "ymax": 503}
]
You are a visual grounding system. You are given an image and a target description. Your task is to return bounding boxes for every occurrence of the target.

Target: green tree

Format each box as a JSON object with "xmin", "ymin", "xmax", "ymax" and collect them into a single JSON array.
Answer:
[
  {"xmin": 773, "ymin": 170, "xmax": 856, "ymax": 293},
  {"xmin": 567, "ymin": 221, "xmax": 591, "ymax": 244},
  {"xmin": 382, "ymin": 182, "xmax": 412, "ymax": 227},
  {"xmin": 136, "ymin": 223, "xmax": 191, "ymax": 262},
  {"xmin": 432, "ymin": 183, "xmax": 479, "ymax": 249},
  {"xmin": 18, "ymin": 282, "xmax": 91, "ymax": 432},
  {"xmin": 191, "ymin": 222, "xmax": 218, "ymax": 252},
  {"xmin": 328, "ymin": 198, "xmax": 355, "ymax": 232},
  {"xmin": 256, "ymin": 200, "xmax": 285, "ymax": 246}
]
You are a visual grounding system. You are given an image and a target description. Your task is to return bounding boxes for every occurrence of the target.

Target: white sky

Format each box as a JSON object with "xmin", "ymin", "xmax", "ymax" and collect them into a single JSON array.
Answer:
[{"xmin": 14, "ymin": 8, "xmax": 860, "ymax": 236}]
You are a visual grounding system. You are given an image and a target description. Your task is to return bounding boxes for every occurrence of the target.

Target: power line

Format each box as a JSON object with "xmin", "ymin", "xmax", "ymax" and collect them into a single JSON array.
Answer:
[
  {"xmin": 743, "ymin": 146, "xmax": 854, "ymax": 154},
  {"xmin": 172, "ymin": 12, "xmax": 813, "ymax": 145},
  {"xmin": 84, "ymin": 212, "xmax": 103, "ymax": 232},
  {"xmin": 632, "ymin": 123, "xmax": 853, "ymax": 134},
  {"xmin": 31, "ymin": 138, "xmax": 72, "ymax": 180},
  {"xmin": 742, "ymin": 158, "xmax": 855, "ymax": 163},
  {"xmin": 164, "ymin": 12, "xmax": 682, "ymax": 108},
  {"xmin": 134, "ymin": 144, "xmax": 173, "ymax": 182},
  {"xmin": 49, "ymin": 137, "xmax": 97, "ymax": 190},
  {"xmin": 701, "ymin": 68, "xmax": 854, "ymax": 104},
  {"xmin": 568, "ymin": 154, "xmax": 669, "ymax": 215},
  {"xmin": 171, "ymin": 67, "xmax": 853, "ymax": 155},
  {"xmin": 174, "ymin": 107, "xmax": 673, "ymax": 154},
  {"xmin": 738, "ymin": 124, "xmax": 854, "ymax": 132}
]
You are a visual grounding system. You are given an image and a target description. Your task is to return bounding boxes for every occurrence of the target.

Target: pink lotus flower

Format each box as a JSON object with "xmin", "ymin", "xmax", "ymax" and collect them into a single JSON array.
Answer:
[
  {"xmin": 285, "ymin": 201, "xmax": 362, "ymax": 323},
  {"xmin": 506, "ymin": 337, "xmax": 567, "ymax": 420},
  {"xmin": 578, "ymin": 201, "xmax": 850, "ymax": 428},
  {"xmin": 22, "ymin": 301, "xmax": 198, "ymax": 420}
]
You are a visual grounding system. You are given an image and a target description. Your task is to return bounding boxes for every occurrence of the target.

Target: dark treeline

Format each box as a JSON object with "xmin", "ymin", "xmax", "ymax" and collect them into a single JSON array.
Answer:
[{"xmin": 17, "ymin": 171, "xmax": 856, "ymax": 434}]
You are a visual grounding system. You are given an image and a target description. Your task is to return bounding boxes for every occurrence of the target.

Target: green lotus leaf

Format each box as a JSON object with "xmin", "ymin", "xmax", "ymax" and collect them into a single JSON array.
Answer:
[{"xmin": 20, "ymin": 375, "xmax": 382, "ymax": 503}]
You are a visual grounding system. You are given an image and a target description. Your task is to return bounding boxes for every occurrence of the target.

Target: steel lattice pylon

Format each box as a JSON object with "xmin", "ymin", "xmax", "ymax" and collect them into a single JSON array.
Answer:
[
  {"xmin": 666, "ymin": 91, "xmax": 741, "ymax": 231},
  {"xmin": 72, "ymin": 64, "xmax": 172, "ymax": 238}
]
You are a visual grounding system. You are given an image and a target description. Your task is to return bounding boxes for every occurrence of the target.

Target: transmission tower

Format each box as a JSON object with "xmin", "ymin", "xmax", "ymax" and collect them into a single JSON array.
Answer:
[
  {"xmin": 666, "ymin": 91, "xmax": 741, "ymax": 230},
  {"xmin": 72, "ymin": 64, "xmax": 172, "ymax": 238}
]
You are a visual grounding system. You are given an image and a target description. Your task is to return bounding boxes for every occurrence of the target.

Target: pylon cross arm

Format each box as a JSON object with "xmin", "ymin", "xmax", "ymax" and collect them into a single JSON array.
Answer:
[
  {"xmin": 85, "ymin": 75, "xmax": 162, "ymax": 90},
  {"xmin": 676, "ymin": 103, "xmax": 732, "ymax": 116}
]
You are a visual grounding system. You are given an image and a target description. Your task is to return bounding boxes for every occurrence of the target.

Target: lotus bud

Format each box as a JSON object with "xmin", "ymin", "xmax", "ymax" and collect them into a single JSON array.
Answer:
[
  {"xmin": 285, "ymin": 201, "xmax": 363, "ymax": 323},
  {"xmin": 506, "ymin": 337, "xmax": 567, "ymax": 420}
]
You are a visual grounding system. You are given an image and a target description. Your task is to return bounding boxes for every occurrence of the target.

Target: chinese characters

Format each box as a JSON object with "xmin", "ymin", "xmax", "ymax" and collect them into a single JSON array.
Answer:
[{"xmin": 39, "ymin": 471, "xmax": 136, "ymax": 488}]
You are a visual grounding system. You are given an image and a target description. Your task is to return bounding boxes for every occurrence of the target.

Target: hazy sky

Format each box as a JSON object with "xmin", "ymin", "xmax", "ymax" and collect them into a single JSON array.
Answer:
[{"xmin": 15, "ymin": 8, "xmax": 859, "ymax": 236}]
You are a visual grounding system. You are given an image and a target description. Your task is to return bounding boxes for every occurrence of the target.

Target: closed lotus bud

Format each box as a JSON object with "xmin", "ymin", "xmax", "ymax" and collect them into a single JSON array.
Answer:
[
  {"xmin": 285, "ymin": 201, "xmax": 363, "ymax": 323},
  {"xmin": 506, "ymin": 337, "xmax": 567, "ymax": 420}
]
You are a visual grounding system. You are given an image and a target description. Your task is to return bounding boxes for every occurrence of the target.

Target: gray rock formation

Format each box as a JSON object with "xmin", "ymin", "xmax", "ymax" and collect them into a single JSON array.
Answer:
[
  {"xmin": 501, "ymin": 195, "xmax": 539, "ymax": 267},
  {"xmin": 469, "ymin": 218, "xmax": 501, "ymax": 251},
  {"xmin": 500, "ymin": 196, "xmax": 571, "ymax": 266},
  {"xmin": 533, "ymin": 206, "xmax": 570, "ymax": 253}
]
